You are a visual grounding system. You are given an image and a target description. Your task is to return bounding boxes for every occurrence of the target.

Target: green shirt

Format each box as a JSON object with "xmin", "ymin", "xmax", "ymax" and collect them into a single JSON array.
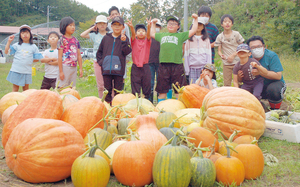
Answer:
[{"xmin": 155, "ymin": 31, "xmax": 189, "ymax": 64}]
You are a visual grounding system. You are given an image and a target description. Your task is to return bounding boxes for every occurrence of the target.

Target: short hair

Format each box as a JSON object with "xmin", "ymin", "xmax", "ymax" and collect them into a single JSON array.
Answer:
[
  {"xmin": 47, "ymin": 31, "xmax": 60, "ymax": 39},
  {"xmin": 19, "ymin": 28, "xmax": 33, "ymax": 45},
  {"xmin": 246, "ymin": 35, "xmax": 265, "ymax": 45},
  {"xmin": 108, "ymin": 6, "xmax": 119, "ymax": 16},
  {"xmin": 221, "ymin": 14, "xmax": 234, "ymax": 24},
  {"xmin": 60, "ymin": 17, "xmax": 75, "ymax": 35},
  {"xmin": 197, "ymin": 6, "xmax": 212, "ymax": 17}
]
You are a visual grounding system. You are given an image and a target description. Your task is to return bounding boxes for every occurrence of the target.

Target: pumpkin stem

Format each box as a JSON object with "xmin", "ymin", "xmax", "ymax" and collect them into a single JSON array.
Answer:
[
  {"xmin": 213, "ymin": 124, "xmax": 228, "ymax": 140},
  {"xmin": 251, "ymin": 137, "xmax": 258, "ymax": 145},
  {"xmin": 223, "ymin": 138, "xmax": 238, "ymax": 157},
  {"xmin": 207, "ymin": 139, "xmax": 217, "ymax": 158},
  {"xmin": 172, "ymin": 83, "xmax": 183, "ymax": 94},
  {"xmin": 101, "ymin": 89, "xmax": 109, "ymax": 102},
  {"xmin": 225, "ymin": 145, "xmax": 231, "ymax": 158},
  {"xmin": 113, "ymin": 88, "xmax": 124, "ymax": 94},
  {"xmin": 168, "ymin": 113, "xmax": 187, "ymax": 128},
  {"xmin": 12, "ymin": 154, "xmax": 17, "ymax": 159},
  {"xmin": 86, "ymin": 133, "xmax": 111, "ymax": 159},
  {"xmin": 228, "ymin": 130, "xmax": 241, "ymax": 143}
]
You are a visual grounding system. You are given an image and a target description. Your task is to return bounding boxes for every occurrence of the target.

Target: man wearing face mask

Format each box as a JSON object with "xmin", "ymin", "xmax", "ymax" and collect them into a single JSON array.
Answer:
[
  {"xmin": 239, "ymin": 35, "xmax": 286, "ymax": 110},
  {"xmin": 148, "ymin": 19, "xmax": 162, "ymax": 103}
]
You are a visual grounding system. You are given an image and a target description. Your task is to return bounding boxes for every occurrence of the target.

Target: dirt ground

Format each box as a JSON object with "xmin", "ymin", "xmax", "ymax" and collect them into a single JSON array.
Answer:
[{"xmin": 0, "ymin": 82, "xmax": 299, "ymax": 187}]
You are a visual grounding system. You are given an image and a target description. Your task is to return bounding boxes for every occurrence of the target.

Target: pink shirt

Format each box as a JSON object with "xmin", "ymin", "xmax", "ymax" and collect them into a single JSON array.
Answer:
[{"xmin": 131, "ymin": 38, "xmax": 151, "ymax": 67}]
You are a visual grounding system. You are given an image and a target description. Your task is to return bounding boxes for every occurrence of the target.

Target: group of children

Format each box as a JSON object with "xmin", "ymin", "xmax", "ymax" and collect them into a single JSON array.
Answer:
[{"xmin": 4, "ymin": 5, "xmax": 263, "ymax": 103}]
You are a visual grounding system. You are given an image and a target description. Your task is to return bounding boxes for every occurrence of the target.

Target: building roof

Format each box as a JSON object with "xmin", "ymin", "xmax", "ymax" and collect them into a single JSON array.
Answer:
[{"xmin": 0, "ymin": 26, "xmax": 61, "ymax": 35}]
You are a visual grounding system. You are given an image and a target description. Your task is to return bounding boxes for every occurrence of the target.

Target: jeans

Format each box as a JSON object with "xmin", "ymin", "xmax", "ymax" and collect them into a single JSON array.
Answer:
[{"xmin": 149, "ymin": 63, "xmax": 159, "ymax": 102}]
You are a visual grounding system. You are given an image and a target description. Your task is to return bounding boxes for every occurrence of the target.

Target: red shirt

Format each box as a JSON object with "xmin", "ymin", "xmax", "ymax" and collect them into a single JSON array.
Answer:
[{"xmin": 131, "ymin": 38, "xmax": 151, "ymax": 67}]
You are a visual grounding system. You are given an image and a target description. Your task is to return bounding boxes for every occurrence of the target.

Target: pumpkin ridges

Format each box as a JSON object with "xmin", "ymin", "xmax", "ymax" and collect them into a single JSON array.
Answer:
[{"xmin": 178, "ymin": 84, "xmax": 210, "ymax": 108}]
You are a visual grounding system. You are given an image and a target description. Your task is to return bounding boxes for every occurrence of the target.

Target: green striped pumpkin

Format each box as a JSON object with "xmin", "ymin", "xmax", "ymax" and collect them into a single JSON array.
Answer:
[
  {"xmin": 153, "ymin": 135, "xmax": 192, "ymax": 187},
  {"xmin": 117, "ymin": 118, "xmax": 132, "ymax": 135},
  {"xmin": 156, "ymin": 112, "xmax": 180, "ymax": 130},
  {"xmin": 84, "ymin": 123, "xmax": 112, "ymax": 150}
]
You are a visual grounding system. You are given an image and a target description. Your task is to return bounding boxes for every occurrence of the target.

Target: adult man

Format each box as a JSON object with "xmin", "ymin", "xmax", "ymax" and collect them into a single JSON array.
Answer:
[{"xmin": 241, "ymin": 36, "xmax": 286, "ymax": 110}]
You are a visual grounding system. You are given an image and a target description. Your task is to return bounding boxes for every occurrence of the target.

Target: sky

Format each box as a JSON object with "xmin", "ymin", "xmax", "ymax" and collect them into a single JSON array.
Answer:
[{"xmin": 76, "ymin": 0, "xmax": 138, "ymax": 14}]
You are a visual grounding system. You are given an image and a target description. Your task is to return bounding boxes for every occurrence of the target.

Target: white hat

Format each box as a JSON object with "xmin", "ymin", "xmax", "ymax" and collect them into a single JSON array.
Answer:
[
  {"xmin": 155, "ymin": 19, "xmax": 162, "ymax": 26},
  {"xmin": 20, "ymin": 24, "xmax": 31, "ymax": 31},
  {"xmin": 95, "ymin": 15, "xmax": 107, "ymax": 23},
  {"xmin": 198, "ymin": 17, "xmax": 208, "ymax": 25}
]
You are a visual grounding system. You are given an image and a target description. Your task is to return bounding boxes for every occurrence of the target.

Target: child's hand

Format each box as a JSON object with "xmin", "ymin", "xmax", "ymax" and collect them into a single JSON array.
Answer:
[
  {"xmin": 221, "ymin": 54, "xmax": 227, "ymax": 60},
  {"xmin": 121, "ymin": 30, "xmax": 126, "ymax": 41},
  {"xmin": 152, "ymin": 18, "xmax": 158, "ymax": 24},
  {"xmin": 60, "ymin": 72, "xmax": 65, "ymax": 80},
  {"xmin": 146, "ymin": 17, "xmax": 152, "ymax": 27},
  {"xmin": 204, "ymin": 74, "xmax": 211, "ymax": 81},
  {"xmin": 250, "ymin": 61, "xmax": 258, "ymax": 67},
  {"xmin": 191, "ymin": 14, "xmax": 198, "ymax": 19},
  {"xmin": 8, "ymin": 35, "xmax": 15, "ymax": 42},
  {"xmin": 79, "ymin": 69, "xmax": 83, "ymax": 78},
  {"xmin": 126, "ymin": 18, "xmax": 133, "ymax": 28},
  {"xmin": 227, "ymin": 54, "xmax": 234, "ymax": 63},
  {"xmin": 237, "ymin": 70, "xmax": 244, "ymax": 79}
]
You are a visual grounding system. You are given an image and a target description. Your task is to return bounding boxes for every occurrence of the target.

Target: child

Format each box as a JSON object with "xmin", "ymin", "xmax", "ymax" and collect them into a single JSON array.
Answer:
[
  {"xmin": 150, "ymin": 14, "xmax": 198, "ymax": 103},
  {"xmin": 127, "ymin": 18, "xmax": 152, "ymax": 100},
  {"xmin": 96, "ymin": 16, "xmax": 132, "ymax": 104},
  {"xmin": 233, "ymin": 43, "xmax": 264, "ymax": 100},
  {"xmin": 4, "ymin": 25, "xmax": 42, "ymax": 92},
  {"xmin": 40, "ymin": 31, "xmax": 60, "ymax": 89},
  {"xmin": 148, "ymin": 19, "xmax": 162, "ymax": 103},
  {"xmin": 215, "ymin": 14, "xmax": 244, "ymax": 86},
  {"xmin": 195, "ymin": 63, "xmax": 217, "ymax": 90},
  {"xmin": 197, "ymin": 5, "xmax": 219, "ymax": 64},
  {"xmin": 80, "ymin": 15, "xmax": 108, "ymax": 98},
  {"xmin": 57, "ymin": 17, "xmax": 83, "ymax": 88},
  {"xmin": 184, "ymin": 17, "xmax": 211, "ymax": 84}
]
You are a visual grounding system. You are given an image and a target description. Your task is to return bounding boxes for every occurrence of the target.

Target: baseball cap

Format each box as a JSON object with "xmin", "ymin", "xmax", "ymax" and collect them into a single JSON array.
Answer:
[
  {"xmin": 198, "ymin": 17, "xmax": 208, "ymax": 25},
  {"xmin": 111, "ymin": 16, "xmax": 124, "ymax": 25},
  {"xmin": 166, "ymin": 15, "xmax": 181, "ymax": 25},
  {"xmin": 20, "ymin": 25, "xmax": 31, "ymax": 31},
  {"xmin": 203, "ymin": 63, "xmax": 216, "ymax": 72},
  {"xmin": 236, "ymin": 43, "xmax": 251, "ymax": 53},
  {"xmin": 135, "ymin": 24, "xmax": 147, "ymax": 32},
  {"xmin": 156, "ymin": 19, "xmax": 162, "ymax": 26},
  {"xmin": 95, "ymin": 15, "xmax": 107, "ymax": 23}
]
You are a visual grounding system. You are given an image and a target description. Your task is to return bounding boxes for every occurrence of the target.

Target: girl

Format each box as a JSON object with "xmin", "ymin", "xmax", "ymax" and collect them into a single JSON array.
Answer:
[
  {"xmin": 184, "ymin": 17, "xmax": 212, "ymax": 84},
  {"xmin": 80, "ymin": 15, "xmax": 108, "ymax": 98},
  {"xmin": 195, "ymin": 63, "xmax": 217, "ymax": 90},
  {"xmin": 57, "ymin": 16, "xmax": 83, "ymax": 88},
  {"xmin": 5, "ymin": 25, "xmax": 42, "ymax": 92}
]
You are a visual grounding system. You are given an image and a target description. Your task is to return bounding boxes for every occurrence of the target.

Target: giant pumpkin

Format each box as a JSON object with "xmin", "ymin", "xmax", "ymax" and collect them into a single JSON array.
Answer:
[
  {"xmin": 2, "ymin": 90, "xmax": 63, "ymax": 148},
  {"xmin": 201, "ymin": 87, "xmax": 265, "ymax": 140},
  {"xmin": 5, "ymin": 118, "xmax": 85, "ymax": 183},
  {"xmin": 0, "ymin": 92, "xmax": 27, "ymax": 119}
]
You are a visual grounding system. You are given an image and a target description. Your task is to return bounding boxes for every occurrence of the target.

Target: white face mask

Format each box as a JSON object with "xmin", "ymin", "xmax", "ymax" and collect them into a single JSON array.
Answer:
[
  {"xmin": 201, "ymin": 17, "xmax": 209, "ymax": 24},
  {"xmin": 251, "ymin": 47, "xmax": 264, "ymax": 59},
  {"xmin": 156, "ymin": 28, "xmax": 160, "ymax": 33}
]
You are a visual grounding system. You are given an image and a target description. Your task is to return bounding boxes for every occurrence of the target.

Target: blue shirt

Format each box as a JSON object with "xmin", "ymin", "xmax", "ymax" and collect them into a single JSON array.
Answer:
[
  {"xmin": 10, "ymin": 43, "xmax": 42, "ymax": 74},
  {"xmin": 89, "ymin": 32, "xmax": 105, "ymax": 60},
  {"xmin": 259, "ymin": 49, "xmax": 285, "ymax": 85},
  {"xmin": 206, "ymin": 22, "xmax": 219, "ymax": 63}
]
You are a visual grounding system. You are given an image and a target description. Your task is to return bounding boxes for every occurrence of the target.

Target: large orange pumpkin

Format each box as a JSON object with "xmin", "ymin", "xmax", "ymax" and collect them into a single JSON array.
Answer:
[
  {"xmin": 188, "ymin": 127, "xmax": 219, "ymax": 152},
  {"xmin": 175, "ymin": 84, "xmax": 210, "ymax": 108},
  {"xmin": 2, "ymin": 104, "xmax": 18, "ymax": 125},
  {"xmin": 0, "ymin": 92, "xmax": 27, "ymax": 119},
  {"xmin": 61, "ymin": 96, "xmax": 108, "ymax": 138},
  {"xmin": 201, "ymin": 87, "xmax": 265, "ymax": 140},
  {"xmin": 2, "ymin": 90, "xmax": 63, "ymax": 148},
  {"xmin": 112, "ymin": 92, "xmax": 136, "ymax": 106},
  {"xmin": 5, "ymin": 118, "xmax": 85, "ymax": 183}
]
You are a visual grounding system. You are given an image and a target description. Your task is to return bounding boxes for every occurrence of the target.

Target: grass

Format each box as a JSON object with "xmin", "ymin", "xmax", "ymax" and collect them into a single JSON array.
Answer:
[{"xmin": 0, "ymin": 53, "xmax": 300, "ymax": 186}]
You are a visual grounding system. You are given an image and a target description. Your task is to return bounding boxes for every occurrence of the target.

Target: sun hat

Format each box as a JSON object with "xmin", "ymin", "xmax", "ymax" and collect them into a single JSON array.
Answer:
[
  {"xmin": 198, "ymin": 17, "xmax": 208, "ymax": 25},
  {"xmin": 135, "ymin": 24, "xmax": 147, "ymax": 32},
  {"xmin": 111, "ymin": 16, "xmax": 124, "ymax": 25},
  {"xmin": 166, "ymin": 15, "xmax": 181, "ymax": 25},
  {"xmin": 236, "ymin": 43, "xmax": 251, "ymax": 53},
  {"xmin": 95, "ymin": 15, "xmax": 108, "ymax": 23},
  {"xmin": 203, "ymin": 63, "xmax": 216, "ymax": 80},
  {"xmin": 156, "ymin": 19, "xmax": 162, "ymax": 26},
  {"xmin": 19, "ymin": 25, "xmax": 31, "ymax": 31}
]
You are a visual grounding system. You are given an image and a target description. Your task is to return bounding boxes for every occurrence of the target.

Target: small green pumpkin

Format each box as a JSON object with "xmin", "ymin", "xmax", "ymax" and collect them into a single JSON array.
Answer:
[
  {"xmin": 84, "ymin": 121, "xmax": 112, "ymax": 150},
  {"xmin": 117, "ymin": 118, "xmax": 132, "ymax": 135},
  {"xmin": 159, "ymin": 114, "xmax": 186, "ymax": 140},
  {"xmin": 156, "ymin": 111, "xmax": 180, "ymax": 130}
]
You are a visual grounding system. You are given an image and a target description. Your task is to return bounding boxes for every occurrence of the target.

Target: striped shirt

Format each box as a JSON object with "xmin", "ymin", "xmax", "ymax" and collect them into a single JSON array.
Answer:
[{"xmin": 206, "ymin": 22, "xmax": 219, "ymax": 64}]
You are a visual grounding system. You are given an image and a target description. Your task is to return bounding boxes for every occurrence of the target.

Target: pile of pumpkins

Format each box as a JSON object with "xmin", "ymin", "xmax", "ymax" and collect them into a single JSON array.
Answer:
[{"xmin": 0, "ymin": 85, "xmax": 266, "ymax": 186}]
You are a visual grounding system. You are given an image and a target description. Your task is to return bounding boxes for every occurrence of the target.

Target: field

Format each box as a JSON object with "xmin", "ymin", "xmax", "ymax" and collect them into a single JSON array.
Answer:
[{"xmin": 0, "ymin": 53, "xmax": 300, "ymax": 186}]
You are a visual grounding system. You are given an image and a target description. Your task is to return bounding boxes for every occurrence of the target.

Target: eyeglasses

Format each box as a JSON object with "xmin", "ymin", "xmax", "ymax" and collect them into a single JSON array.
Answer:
[
  {"xmin": 250, "ymin": 45, "xmax": 264, "ymax": 50},
  {"xmin": 167, "ymin": 23, "xmax": 178, "ymax": 26}
]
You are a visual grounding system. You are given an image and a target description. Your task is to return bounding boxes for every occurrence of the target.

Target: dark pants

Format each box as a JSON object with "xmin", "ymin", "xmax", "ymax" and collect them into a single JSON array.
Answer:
[
  {"xmin": 131, "ymin": 63, "xmax": 151, "ymax": 100},
  {"xmin": 262, "ymin": 80, "xmax": 286, "ymax": 103},
  {"xmin": 41, "ymin": 76, "xmax": 56, "ymax": 89},
  {"xmin": 149, "ymin": 63, "xmax": 159, "ymax": 102},
  {"xmin": 241, "ymin": 78, "xmax": 264, "ymax": 100},
  {"xmin": 103, "ymin": 75, "xmax": 124, "ymax": 103}
]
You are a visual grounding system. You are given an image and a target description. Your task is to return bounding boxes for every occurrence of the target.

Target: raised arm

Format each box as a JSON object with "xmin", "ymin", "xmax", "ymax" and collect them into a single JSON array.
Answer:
[
  {"xmin": 126, "ymin": 18, "xmax": 135, "ymax": 41},
  {"xmin": 146, "ymin": 17, "xmax": 152, "ymax": 40},
  {"xmin": 5, "ymin": 35, "xmax": 15, "ymax": 54},
  {"xmin": 150, "ymin": 18, "xmax": 158, "ymax": 39},
  {"xmin": 80, "ymin": 25, "xmax": 96, "ymax": 39},
  {"xmin": 188, "ymin": 14, "xmax": 199, "ymax": 38}
]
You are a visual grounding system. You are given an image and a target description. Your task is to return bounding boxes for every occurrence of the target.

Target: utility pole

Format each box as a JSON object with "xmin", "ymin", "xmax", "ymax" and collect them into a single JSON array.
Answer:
[
  {"xmin": 184, "ymin": 0, "xmax": 188, "ymax": 32},
  {"xmin": 47, "ymin": 5, "xmax": 49, "ymax": 32}
]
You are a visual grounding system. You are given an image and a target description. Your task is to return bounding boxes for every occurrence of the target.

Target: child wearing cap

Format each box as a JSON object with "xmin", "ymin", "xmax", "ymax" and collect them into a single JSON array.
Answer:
[
  {"xmin": 184, "ymin": 17, "xmax": 212, "ymax": 84},
  {"xmin": 215, "ymin": 14, "xmax": 244, "ymax": 86},
  {"xmin": 80, "ymin": 15, "xmax": 108, "ymax": 98},
  {"xmin": 150, "ymin": 14, "xmax": 199, "ymax": 103},
  {"xmin": 126, "ymin": 18, "xmax": 152, "ymax": 100},
  {"xmin": 233, "ymin": 43, "xmax": 264, "ymax": 100},
  {"xmin": 4, "ymin": 25, "xmax": 43, "ymax": 92},
  {"xmin": 96, "ymin": 16, "xmax": 132, "ymax": 104},
  {"xmin": 195, "ymin": 63, "xmax": 217, "ymax": 90}
]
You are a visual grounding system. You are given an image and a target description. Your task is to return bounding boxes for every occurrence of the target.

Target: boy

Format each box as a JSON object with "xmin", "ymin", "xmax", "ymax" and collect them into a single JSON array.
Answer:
[
  {"xmin": 197, "ymin": 5, "xmax": 219, "ymax": 64},
  {"xmin": 127, "ymin": 18, "xmax": 151, "ymax": 100},
  {"xmin": 150, "ymin": 14, "xmax": 198, "ymax": 103},
  {"xmin": 233, "ymin": 43, "xmax": 264, "ymax": 100},
  {"xmin": 96, "ymin": 16, "xmax": 132, "ymax": 104},
  {"xmin": 215, "ymin": 14, "xmax": 244, "ymax": 86},
  {"xmin": 40, "ymin": 31, "xmax": 60, "ymax": 89}
]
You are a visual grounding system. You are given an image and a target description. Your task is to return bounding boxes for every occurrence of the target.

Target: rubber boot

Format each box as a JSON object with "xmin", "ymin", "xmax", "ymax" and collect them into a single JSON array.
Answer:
[
  {"xmin": 269, "ymin": 101, "xmax": 282, "ymax": 110},
  {"xmin": 167, "ymin": 89, "xmax": 172, "ymax": 99}
]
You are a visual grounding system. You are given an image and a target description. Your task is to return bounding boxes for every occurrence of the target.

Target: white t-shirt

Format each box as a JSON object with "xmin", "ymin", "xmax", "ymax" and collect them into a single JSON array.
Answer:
[{"xmin": 43, "ymin": 49, "xmax": 59, "ymax": 79}]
